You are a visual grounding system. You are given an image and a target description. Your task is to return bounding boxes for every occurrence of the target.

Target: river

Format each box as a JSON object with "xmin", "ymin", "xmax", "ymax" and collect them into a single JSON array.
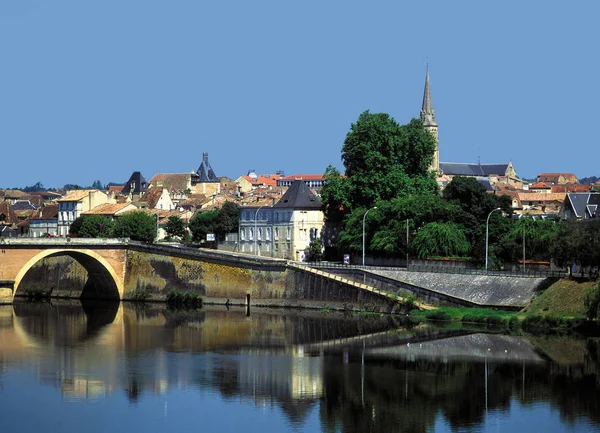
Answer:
[{"xmin": 0, "ymin": 301, "xmax": 599, "ymax": 432}]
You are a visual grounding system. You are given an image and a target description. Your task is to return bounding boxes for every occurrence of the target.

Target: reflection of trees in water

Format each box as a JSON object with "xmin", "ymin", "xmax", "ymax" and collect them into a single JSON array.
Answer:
[{"xmin": 319, "ymin": 354, "xmax": 600, "ymax": 432}]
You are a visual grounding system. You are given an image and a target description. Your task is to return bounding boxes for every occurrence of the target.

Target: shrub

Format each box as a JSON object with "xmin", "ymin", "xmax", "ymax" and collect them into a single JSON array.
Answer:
[
  {"xmin": 425, "ymin": 310, "xmax": 452, "ymax": 322},
  {"xmin": 584, "ymin": 281, "xmax": 600, "ymax": 320},
  {"xmin": 166, "ymin": 289, "xmax": 202, "ymax": 308}
]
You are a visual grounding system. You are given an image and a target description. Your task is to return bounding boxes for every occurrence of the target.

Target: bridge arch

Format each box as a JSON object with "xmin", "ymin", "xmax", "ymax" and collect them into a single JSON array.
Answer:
[{"xmin": 13, "ymin": 249, "xmax": 124, "ymax": 302}]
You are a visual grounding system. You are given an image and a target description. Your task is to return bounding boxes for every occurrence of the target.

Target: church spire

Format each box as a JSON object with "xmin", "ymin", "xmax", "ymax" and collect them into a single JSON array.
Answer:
[
  {"xmin": 420, "ymin": 65, "xmax": 437, "ymax": 126},
  {"xmin": 420, "ymin": 65, "xmax": 439, "ymax": 173}
]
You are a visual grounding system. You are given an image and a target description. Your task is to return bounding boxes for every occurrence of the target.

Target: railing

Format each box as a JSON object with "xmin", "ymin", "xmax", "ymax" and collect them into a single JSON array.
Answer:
[{"xmin": 300, "ymin": 261, "xmax": 568, "ymax": 279}]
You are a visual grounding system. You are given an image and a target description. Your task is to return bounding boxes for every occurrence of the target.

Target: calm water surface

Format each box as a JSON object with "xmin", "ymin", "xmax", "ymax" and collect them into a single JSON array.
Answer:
[{"xmin": 1, "ymin": 301, "xmax": 600, "ymax": 433}]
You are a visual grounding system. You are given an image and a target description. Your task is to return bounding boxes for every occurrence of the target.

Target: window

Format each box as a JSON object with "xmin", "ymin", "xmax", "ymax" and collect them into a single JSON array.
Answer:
[
  {"xmin": 258, "ymin": 228, "xmax": 262, "ymax": 240},
  {"xmin": 249, "ymin": 228, "xmax": 254, "ymax": 240},
  {"xmin": 286, "ymin": 227, "xmax": 291, "ymax": 240},
  {"xmin": 266, "ymin": 227, "xmax": 271, "ymax": 240},
  {"xmin": 240, "ymin": 229, "xmax": 245, "ymax": 241},
  {"xmin": 275, "ymin": 227, "xmax": 279, "ymax": 240}
]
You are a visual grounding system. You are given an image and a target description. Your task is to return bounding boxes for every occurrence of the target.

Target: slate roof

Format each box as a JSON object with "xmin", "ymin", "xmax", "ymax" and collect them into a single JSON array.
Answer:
[
  {"xmin": 196, "ymin": 152, "xmax": 219, "ymax": 182},
  {"xmin": 566, "ymin": 193, "xmax": 588, "ymax": 218},
  {"xmin": 12, "ymin": 200, "xmax": 37, "ymax": 211},
  {"xmin": 439, "ymin": 163, "xmax": 509, "ymax": 177},
  {"xmin": 273, "ymin": 180, "xmax": 321, "ymax": 210},
  {"xmin": 121, "ymin": 171, "xmax": 148, "ymax": 195}
]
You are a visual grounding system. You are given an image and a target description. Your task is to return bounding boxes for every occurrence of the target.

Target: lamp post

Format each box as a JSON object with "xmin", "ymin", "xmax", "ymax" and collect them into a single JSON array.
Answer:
[
  {"xmin": 485, "ymin": 207, "xmax": 502, "ymax": 271},
  {"xmin": 362, "ymin": 207, "xmax": 377, "ymax": 266},
  {"xmin": 254, "ymin": 205, "xmax": 265, "ymax": 256}
]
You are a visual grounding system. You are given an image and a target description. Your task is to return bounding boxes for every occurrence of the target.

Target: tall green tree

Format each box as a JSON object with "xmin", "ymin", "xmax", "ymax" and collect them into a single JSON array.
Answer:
[
  {"xmin": 411, "ymin": 221, "xmax": 471, "ymax": 258},
  {"xmin": 216, "ymin": 201, "xmax": 240, "ymax": 241},
  {"xmin": 164, "ymin": 215, "xmax": 187, "ymax": 240},
  {"xmin": 188, "ymin": 210, "xmax": 218, "ymax": 242},
  {"xmin": 321, "ymin": 111, "xmax": 439, "ymax": 257},
  {"xmin": 77, "ymin": 215, "xmax": 115, "ymax": 238},
  {"xmin": 496, "ymin": 216, "xmax": 558, "ymax": 264},
  {"xmin": 112, "ymin": 211, "xmax": 157, "ymax": 243},
  {"xmin": 339, "ymin": 111, "xmax": 437, "ymax": 209}
]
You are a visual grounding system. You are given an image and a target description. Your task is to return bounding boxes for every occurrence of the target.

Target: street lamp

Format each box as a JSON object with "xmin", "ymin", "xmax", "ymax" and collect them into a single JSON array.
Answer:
[
  {"xmin": 254, "ymin": 205, "xmax": 265, "ymax": 256},
  {"xmin": 362, "ymin": 207, "xmax": 377, "ymax": 266},
  {"xmin": 485, "ymin": 207, "xmax": 502, "ymax": 271}
]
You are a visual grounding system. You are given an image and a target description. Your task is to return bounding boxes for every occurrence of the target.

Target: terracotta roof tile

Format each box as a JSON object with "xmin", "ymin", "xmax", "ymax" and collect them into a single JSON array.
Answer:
[
  {"xmin": 58, "ymin": 190, "xmax": 95, "ymax": 202},
  {"xmin": 83, "ymin": 203, "xmax": 137, "ymax": 215}
]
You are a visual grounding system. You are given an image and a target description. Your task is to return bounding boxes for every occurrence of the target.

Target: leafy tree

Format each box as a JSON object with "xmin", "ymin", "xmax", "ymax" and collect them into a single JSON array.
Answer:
[
  {"xmin": 321, "ymin": 111, "xmax": 439, "ymax": 257},
  {"xmin": 411, "ymin": 221, "xmax": 471, "ymax": 258},
  {"xmin": 22, "ymin": 182, "xmax": 45, "ymax": 192},
  {"xmin": 69, "ymin": 216, "xmax": 85, "ymax": 237},
  {"xmin": 216, "ymin": 201, "xmax": 240, "ymax": 241},
  {"xmin": 91, "ymin": 180, "xmax": 103, "ymax": 189},
  {"xmin": 369, "ymin": 194, "xmax": 471, "ymax": 257},
  {"xmin": 339, "ymin": 111, "xmax": 437, "ymax": 209},
  {"xmin": 551, "ymin": 219, "xmax": 600, "ymax": 275},
  {"xmin": 496, "ymin": 216, "xmax": 558, "ymax": 264},
  {"xmin": 584, "ymin": 281, "xmax": 600, "ymax": 320},
  {"xmin": 320, "ymin": 165, "xmax": 352, "ymax": 224},
  {"xmin": 306, "ymin": 239, "xmax": 324, "ymax": 262},
  {"xmin": 188, "ymin": 210, "xmax": 218, "ymax": 242},
  {"xmin": 77, "ymin": 215, "xmax": 115, "ymax": 238},
  {"xmin": 112, "ymin": 211, "xmax": 157, "ymax": 243},
  {"xmin": 164, "ymin": 215, "xmax": 187, "ymax": 240}
]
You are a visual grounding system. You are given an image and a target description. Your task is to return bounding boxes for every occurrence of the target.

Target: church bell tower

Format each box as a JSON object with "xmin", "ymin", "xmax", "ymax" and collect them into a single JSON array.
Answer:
[{"xmin": 420, "ymin": 66, "xmax": 439, "ymax": 173}]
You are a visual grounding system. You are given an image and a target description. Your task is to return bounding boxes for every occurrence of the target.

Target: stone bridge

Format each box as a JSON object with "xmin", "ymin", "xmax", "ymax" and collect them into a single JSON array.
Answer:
[{"xmin": 0, "ymin": 239, "xmax": 407, "ymax": 313}]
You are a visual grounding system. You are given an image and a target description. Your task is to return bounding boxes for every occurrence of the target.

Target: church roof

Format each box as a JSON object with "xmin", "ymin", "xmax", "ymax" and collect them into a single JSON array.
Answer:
[
  {"xmin": 196, "ymin": 152, "xmax": 219, "ymax": 183},
  {"xmin": 440, "ymin": 162, "xmax": 510, "ymax": 177},
  {"xmin": 273, "ymin": 180, "xmax": 321, "ymax": 210}
]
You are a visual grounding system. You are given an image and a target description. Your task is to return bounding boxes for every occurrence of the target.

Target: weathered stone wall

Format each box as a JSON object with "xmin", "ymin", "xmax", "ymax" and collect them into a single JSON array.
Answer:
[
  {"xmin": 368, "ymin": 269, "xmax": 552, "ymax": 308},
  {"xmin": 123, "ymin": 244, "xmax": 288, "ymax": 304}
]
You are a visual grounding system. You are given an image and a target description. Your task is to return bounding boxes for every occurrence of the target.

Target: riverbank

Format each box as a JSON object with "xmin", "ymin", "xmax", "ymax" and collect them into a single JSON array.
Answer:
[{"xmin": 409, "ymin": 278, "xmax": 598, "ymax": 334}]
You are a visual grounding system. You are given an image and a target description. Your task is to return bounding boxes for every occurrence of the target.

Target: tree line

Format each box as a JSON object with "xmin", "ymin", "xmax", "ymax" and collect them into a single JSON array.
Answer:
[
  {"xmin": 320, "ymin": 110, "xmax": 600, "ymax": 272},
  {"xmin": 68, "ymin": 202, "xmax": 241, "ymax": 245}
]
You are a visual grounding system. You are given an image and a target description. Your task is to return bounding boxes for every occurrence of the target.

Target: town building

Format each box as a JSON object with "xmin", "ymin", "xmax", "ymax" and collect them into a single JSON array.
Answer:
[
  {"xmin": 238, "ymin": 180, "xmax": 324, "ymax": 260},
  {"xmin": 276, "ymin": 174, "xmax": 326, "ymax": 190},
  {"xmin": 57, "ymin": 190, "xmax": 115, "ymax": 237},
  {"xmin": 29, "ymin": 204, "xmax": 59, "ymax": 238}
]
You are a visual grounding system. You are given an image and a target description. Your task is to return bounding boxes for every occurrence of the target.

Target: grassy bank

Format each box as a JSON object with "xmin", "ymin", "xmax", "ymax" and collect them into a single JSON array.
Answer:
[{"xmin": 409, "ymin": 278, "xmax": 595, "ymax": 333}]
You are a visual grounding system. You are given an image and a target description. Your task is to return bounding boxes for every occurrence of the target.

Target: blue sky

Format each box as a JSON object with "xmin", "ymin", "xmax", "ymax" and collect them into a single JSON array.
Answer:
[{"xmin": 1, "ymin": 1, "xmax": 598, "ymax": 189}]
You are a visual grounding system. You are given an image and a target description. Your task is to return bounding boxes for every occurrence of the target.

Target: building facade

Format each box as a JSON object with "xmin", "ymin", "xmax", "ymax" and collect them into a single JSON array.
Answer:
[
  {"xmin": 238, "ymin": 181, "xmax": 324, "ymax": 260},
  {"xmin": 57, "ymin": 190, "xmax": 115, "ymax": 237}
]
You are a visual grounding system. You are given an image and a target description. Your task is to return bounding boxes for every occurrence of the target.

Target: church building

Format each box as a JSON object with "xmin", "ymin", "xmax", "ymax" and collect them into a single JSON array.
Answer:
[{"xmin": 421, "ymin": 68, "xmax": 521, "ymax": 189}]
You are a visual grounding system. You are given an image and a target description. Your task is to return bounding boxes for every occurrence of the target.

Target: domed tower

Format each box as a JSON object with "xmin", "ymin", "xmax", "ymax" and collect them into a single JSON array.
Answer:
[{"xmin": 420, "ymin": 66, "xmax": 439, "ymax": 173}]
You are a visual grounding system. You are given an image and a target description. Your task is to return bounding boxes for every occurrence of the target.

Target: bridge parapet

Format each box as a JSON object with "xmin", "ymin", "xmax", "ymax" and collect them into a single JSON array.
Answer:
[{"xmin": 0, "ymin": 238, "xmax": 130, "ymax": 247}]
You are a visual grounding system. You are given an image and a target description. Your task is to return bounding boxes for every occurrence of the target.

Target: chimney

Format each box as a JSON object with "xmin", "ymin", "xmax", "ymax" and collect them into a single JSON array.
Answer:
[{"xmin": 203, "ymin": 152, "xmax": 209, "ymax": 163}]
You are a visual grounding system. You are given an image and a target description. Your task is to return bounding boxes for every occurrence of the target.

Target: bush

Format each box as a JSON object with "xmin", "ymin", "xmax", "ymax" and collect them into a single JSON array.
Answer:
[
  {"xmin": 584, "ymin": 281, "xmax": 600, "ymax": 320},
  {"xmin": 461, "ymin": 314, "xmax": 488, "ymax": 324},
  {"xmin": 425, "ymin": 310, "xmax": 452, "ymax": 322},
  {"xmin": 166, "ymin": 289, "xmax": 202, "ymax": 308}
]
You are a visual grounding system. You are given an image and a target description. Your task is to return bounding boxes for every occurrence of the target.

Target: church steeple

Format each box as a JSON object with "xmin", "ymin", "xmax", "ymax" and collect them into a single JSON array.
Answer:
[
  {"xmin": 420, "ymin": 65, "xmax": 439, "ymax": 173},
  {"xmin": 420, "ymin": 66, "xmax": 437, "ymax": 126}
]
